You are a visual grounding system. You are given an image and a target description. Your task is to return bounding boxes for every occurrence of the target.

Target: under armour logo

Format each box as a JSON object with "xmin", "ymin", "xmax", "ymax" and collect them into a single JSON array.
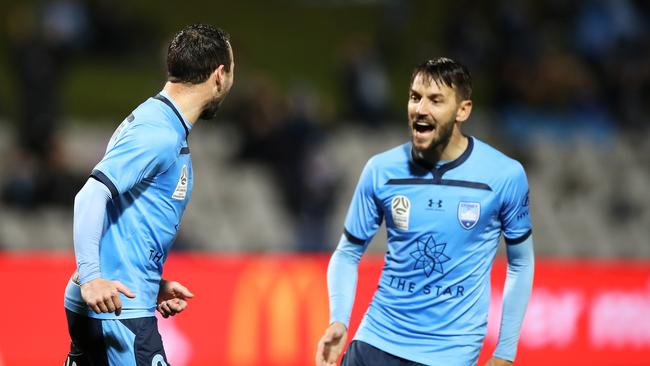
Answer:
[{"xmin": 428, "ymin": 199, "xmax": 443, "ymax": 208}]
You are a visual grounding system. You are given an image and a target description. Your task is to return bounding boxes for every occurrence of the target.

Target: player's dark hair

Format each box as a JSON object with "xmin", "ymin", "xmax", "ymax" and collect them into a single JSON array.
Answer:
[
  {"xmin": 410, "ymin": 57, "xmax": 472, "ymax": 101},
  {"xmin": 167, "ymin": 24, "xmax": 231, "ymax": 84}
]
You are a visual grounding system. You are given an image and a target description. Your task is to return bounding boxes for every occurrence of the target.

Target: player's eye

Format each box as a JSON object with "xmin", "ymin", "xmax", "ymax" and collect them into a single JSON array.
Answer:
[{"xmin": 410, "ymin": 94, "xmax": 420, "ymax": 102}]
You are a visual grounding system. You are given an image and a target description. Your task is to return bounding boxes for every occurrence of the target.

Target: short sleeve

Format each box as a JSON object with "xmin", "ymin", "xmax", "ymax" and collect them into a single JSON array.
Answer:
[
  {"xmin": 343, "ymin": 158, "xmax": 384, "ymax": 244},
  {"xmin": 499, "ymin": 162, "xmax": 532, "ymax": 244},
  {"xmin": 91, "ymin": 123, "xmax": 177, "ymax": 197}
]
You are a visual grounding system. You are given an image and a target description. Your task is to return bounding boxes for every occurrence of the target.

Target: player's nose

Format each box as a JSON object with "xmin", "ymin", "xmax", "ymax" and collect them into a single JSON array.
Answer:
[{"xmin": 415, "ymin": 99, "xmax": 430, "ymax": 116}]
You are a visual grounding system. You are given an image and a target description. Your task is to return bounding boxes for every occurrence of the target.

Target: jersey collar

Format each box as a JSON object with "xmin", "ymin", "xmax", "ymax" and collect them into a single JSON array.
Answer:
[
  {"xmin": 153, "ymin": 91, "xmax": 191, "ymax": 139},
  {"xmin": 409, "ymin": 136, "xmax": 474, "ymax": 176}
]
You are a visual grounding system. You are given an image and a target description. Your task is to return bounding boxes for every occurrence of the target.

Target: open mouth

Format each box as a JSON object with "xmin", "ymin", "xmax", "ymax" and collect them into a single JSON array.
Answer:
[{"xmin": 413, "ymin": 121, "xmax": 435, "ymax": 133}]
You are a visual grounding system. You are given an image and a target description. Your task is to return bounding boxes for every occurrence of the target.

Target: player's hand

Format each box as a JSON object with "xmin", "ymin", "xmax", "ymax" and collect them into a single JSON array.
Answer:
[
  {"xmin": 156, "ymin": 279, "xmax": 194, "ymax": 318},
  {"xmin": 80, "ymin": 278, "xmax": 136, "ymax": 316},
  {"xmin": 484, "ymin": 356, "xmax": 513, "ymax": 366},
  {"xmin": 315, "ymin": 322, "xmax": 348, "ymax": 366}
]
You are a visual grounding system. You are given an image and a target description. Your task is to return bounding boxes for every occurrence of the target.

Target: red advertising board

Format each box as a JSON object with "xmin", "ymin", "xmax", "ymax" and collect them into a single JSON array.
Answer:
[{"xmin": 0, "ymin": 252, "xmax": 648, "ymax": 365}]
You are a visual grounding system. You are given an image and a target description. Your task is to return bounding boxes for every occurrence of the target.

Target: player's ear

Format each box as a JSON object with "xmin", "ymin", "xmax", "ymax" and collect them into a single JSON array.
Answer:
[
  {"xmin": 456, "ymin": 99, "xmax": 472, "ymax": 122},
  {"xmin": 213, "ymin": 65, "xmax": 225, "ymax": 92}
]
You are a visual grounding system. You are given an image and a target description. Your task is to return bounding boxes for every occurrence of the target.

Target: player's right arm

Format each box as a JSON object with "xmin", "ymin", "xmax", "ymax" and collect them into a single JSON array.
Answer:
[
  {"xmin": 316, "ymin": 159, "xmax": 382, "ymax": 366},
  {"xmin": 76, "ymin": 121, "xmax": 178, "ymax": 315},
  {"xmin": 73, "ymin": 178, "xmax": 136, "ymax": 315}
]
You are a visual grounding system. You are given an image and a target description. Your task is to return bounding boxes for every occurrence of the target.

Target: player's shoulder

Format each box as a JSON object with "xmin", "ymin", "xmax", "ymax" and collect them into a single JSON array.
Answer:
[
  {"xmin": 127, "ymin": 98, "xmax": 183, "ymax": 146},
  {"xmin": 471, "ymin": 137, "xmax": 525, "ymax": 177}
]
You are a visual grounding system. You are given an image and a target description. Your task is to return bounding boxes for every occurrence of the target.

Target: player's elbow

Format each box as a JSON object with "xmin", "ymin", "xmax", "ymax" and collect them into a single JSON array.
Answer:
[{"xmin": 334, "ymin": 246, "xmax": 364, "ymax": 264}]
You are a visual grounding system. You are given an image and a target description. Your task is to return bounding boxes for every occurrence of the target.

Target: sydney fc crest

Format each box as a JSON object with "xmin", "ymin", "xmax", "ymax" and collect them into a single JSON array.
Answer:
[
  {"xmin": 391, "ymin": 195, "xmax": 410, "ymax": 230},
  {"xmin": 458, "ymin": 201, "xmax": 480, "ymax": 230}
]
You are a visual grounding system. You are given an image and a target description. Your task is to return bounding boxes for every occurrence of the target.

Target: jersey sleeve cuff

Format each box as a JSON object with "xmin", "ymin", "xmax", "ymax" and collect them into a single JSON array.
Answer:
[
  {"xmin": 504, "ymin": 229, "xmax": 532, "ymax": 245},
  {"xmin": 90, "ymin": 169, "xmax": 119, "ymax": 199},
  {"xmin": 78, "ymin": 267, "xmax": 101, "ymax": 285},
  {"xmin": 492, "ymin": 351, "xmax": 515, "ymax": 363},
  {"xmin": 329, "ymin": 317, "xmax": 350, "ymax": 328}
]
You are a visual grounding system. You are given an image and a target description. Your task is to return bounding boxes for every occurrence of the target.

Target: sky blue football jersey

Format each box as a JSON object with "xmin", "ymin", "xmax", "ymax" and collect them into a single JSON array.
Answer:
[
  {"xmin": 343, "ymin": 136, "xmax": 532, "ymax": 365},
  {"xmin": 65, "ymin": 91, "xmax": 193, "ymax": 319}
]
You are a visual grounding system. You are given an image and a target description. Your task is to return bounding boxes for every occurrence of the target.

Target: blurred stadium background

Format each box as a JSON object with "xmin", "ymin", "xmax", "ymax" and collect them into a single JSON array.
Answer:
[{"xmin": 0, "ymin": 0, "xmax": 649, "ymax": 365}]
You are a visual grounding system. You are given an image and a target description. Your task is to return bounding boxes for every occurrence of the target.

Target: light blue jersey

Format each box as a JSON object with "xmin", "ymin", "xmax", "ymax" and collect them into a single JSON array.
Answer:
[
  {"xmin": 342, "ymin": 137, "xmax": 532, "ymax": 365},
  {"xmin": 64, "ymin": 92, "xmax": 193, "ymax": 319}
]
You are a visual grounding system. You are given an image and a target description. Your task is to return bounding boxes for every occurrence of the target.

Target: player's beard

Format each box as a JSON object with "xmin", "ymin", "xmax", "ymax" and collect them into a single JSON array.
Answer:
[
  {"xmin": 411, "ymin": 115, "xmax": 455, "ymax": 160},
  {"xmin": 199, "ymin": 95, "xmax": 225, "ymax": 120}
]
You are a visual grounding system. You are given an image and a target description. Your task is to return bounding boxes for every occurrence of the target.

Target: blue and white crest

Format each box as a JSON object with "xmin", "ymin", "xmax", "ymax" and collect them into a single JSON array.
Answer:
[{"xmin": 458, "ymin": 201, "xmax": 480, "ymax": 230}]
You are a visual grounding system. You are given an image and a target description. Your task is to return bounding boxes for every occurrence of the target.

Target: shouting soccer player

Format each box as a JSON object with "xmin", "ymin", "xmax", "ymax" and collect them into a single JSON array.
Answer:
[
  {"xmin": 316, "ymin": 58, "xmax": 534, "ymax": 366},
  {"xmin": 63, "ymin": 24, "xmax": 234, "ymax": 365}
]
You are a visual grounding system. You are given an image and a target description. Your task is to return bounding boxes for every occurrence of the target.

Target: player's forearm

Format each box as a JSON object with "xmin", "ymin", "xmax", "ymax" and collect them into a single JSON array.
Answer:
[
  {"xmin": 328, "ymin": 235, "xmax": 368, "ymax": 327},
  {"xmin": 73, "ymin": 178, "xmax": 112, "ymax": 284},
  {"xmin": 494, "ymin": 236, "xmax": 535, "ymax": 361}
]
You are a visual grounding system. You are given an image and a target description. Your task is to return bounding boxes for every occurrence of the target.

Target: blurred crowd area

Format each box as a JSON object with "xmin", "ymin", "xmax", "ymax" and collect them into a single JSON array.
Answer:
[{"xmin": 0, "ymin": 0, "xmax": 648, "ymax": 256}]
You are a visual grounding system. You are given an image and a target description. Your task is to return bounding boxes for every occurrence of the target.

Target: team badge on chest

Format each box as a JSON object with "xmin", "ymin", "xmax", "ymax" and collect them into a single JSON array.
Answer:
[
  {"xmin": 458, "ymin": 201, "xmax": 480, "ymax": 230},
  {"xmin": 391, "ymin": 195, "xmax": 410, "ymax": 230},
  {"xmin": 172, "ymin": 165, "xmax": 188, "ymax": 200}
]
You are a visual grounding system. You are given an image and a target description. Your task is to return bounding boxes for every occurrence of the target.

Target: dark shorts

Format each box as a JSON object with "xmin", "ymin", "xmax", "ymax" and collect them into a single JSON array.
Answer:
[
  {"xmin": 64, "ymin": 308, "xmax": 169, "ymax": 366},
  {"xmin": 341, "ymin": 340, "xmax": 425, "ymax": 366}
]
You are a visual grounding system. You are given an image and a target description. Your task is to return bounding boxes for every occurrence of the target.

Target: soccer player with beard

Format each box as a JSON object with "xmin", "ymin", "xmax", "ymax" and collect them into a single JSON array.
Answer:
[
  {"xmin": 63, "ymin": 24, "xmax": 234, "ymax": 365},
  {"xmin": 316, "ymin": 58, "xmax": 534, "ymax": 366}
]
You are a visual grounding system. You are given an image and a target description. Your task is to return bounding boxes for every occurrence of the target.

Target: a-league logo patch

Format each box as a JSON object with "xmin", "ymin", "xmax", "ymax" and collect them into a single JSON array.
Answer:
[
  {"xmin": 391, "ymin": 195, "xmax": 410, "ymax": 230},
  {"xmin": 458, "ymin": 201, "xmax": 480, "ymax": 230},
  {"xmin": 172, "ymin": 165, "xmax": 188, "ymax": 200}
]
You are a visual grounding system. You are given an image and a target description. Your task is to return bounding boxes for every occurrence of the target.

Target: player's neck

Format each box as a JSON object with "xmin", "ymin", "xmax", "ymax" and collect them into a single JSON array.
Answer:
[
  {"xmin": 418, "ymin": 129, "xmax": 468, "ymax": 164},
  {"xmin": 440, "ymin": 130, "xmax": 468, "ymax": 162},
  {"xmin": 162, "ymin": 82, "xmax": 208, "ymax": 126}
]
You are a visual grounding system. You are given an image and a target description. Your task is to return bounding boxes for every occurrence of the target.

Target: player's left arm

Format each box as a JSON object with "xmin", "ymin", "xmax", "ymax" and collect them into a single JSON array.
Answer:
[
  {"xmin": 156, "ymin": 279, "xmax": 195, "ymax": 318},
  {"xmin": 491, "ymin": 162, "xmax": 535, "ymax": 364},
  {"xmin": 489, "ymin": 235, "xmax": 534, "ymax": 365}
]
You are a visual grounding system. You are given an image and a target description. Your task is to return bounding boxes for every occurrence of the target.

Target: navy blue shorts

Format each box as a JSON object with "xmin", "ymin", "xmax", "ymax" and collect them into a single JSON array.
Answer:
[
  {"xmin": 64, "ymin": 308, "xmax": 169, "ymax": 366},
  {"xmin": 341, "ymin": 340, "xmax": 425, "ymax": 366}
]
